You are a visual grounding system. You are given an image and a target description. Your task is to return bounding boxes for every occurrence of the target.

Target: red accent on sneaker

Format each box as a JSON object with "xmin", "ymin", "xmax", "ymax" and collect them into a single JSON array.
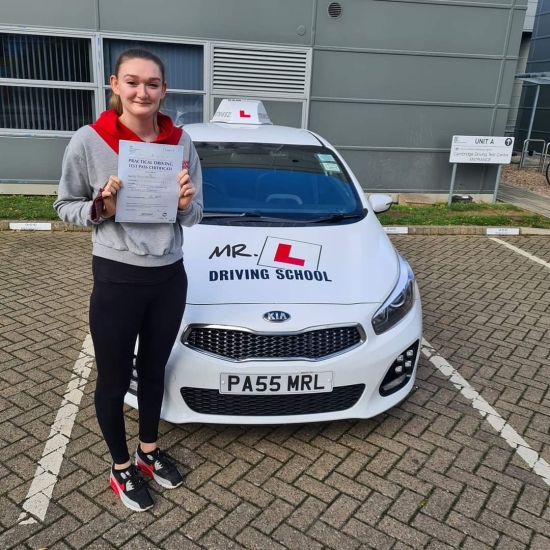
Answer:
[
  {"xmin": 110, "ymin": 477, "xmax": 124, "ymax": 495},
  {"xmin": 136, "ymin": 459, "xmax": 155, "ymax": 478}
]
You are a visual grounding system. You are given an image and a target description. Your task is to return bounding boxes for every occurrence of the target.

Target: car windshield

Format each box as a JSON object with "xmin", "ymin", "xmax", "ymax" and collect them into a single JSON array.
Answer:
[{"xmin": 195, "ymin": 142, "xmax": 364, "ymax": 223}]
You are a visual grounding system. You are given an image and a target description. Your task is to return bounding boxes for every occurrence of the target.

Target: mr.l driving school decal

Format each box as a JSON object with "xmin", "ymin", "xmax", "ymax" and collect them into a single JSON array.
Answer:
[{"xmin": 208, "ymin": 236, "xmax": 332, "ymax": 283}]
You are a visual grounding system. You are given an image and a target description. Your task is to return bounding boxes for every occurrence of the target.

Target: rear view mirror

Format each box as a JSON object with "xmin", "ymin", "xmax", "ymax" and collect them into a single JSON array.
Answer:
[{"xmin": 368, "ymin": 194, "xmax": 393, "ymax": 213}]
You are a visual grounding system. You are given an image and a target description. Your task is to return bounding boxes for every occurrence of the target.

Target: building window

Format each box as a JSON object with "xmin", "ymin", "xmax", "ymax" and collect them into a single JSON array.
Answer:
[
  {"xmin": 0, "ymin": 33, "xmax": 95, "ymax": 132},
  {"xmin": 103, "ymin": 39, "xmax": 205, "ymax": 125}
]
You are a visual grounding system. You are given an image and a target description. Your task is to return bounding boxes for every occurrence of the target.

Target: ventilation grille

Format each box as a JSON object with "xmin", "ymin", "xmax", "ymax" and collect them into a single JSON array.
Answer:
[
  {"xmin": 183, "ymin": 325, "xmax": 363, "ymax": 361},
  {"xmin": 181, "ymin": 384, "xmax": 365, "ymax": 416},
  {"xmin": 328, "ymin": 2, "xmax": 343, "ymax": 19},
  {"xmin": 212, "ymin": 45, "xmax": 308, "ymax": 95}
]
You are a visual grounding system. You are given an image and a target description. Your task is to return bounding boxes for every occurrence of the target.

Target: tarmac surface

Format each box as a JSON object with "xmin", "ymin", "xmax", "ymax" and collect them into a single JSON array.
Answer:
[{"xmin": 1, "ymin": 231, "xmax": 550, "ymax": 549}]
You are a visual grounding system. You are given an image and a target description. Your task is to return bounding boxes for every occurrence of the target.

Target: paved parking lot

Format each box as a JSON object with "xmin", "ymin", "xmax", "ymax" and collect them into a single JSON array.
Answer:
[{"xmin": 1, "ymin": 231, "xmax": 549, "ymax": 550}]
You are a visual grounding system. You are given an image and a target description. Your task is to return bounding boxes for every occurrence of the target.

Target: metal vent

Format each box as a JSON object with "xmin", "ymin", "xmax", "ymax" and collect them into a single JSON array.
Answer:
[
  {"xmin": 183, "ymin": 324, "xmax": 364, "ymax": 362},
  {"xmin": 212, "ymin": 45, "xmax": 308, "ymax": 95},
  {"xmin": 328, "ymin": 2, "xmax": 343, "ymax": 19}
]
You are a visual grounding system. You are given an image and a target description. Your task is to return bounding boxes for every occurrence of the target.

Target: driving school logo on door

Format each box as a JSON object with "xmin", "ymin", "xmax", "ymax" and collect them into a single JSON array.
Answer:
[{"xmin": 208, "ymin": 236, "xmax": 332, "ymax": 282}]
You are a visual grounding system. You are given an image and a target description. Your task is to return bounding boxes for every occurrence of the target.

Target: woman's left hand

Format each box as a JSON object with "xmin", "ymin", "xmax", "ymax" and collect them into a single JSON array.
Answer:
[{"xmin": 177, "ymin": 169, "xmax": 196, "ymax": 210}]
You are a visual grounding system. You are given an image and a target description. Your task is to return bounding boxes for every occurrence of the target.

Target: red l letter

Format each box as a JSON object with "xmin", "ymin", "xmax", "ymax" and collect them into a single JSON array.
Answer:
[
  {"xmin": 239, "ymin": 110, "xmax": 251, "ymax": 118},
  {"xmin": 274, "ymin": 244, "xmax": 305, "ymax": 266}
]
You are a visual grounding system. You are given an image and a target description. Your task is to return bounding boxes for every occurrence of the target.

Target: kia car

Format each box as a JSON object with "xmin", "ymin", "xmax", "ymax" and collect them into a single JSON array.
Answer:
[{"xmin": 125, "ymin": 99, "xmax": 422, "ymax": 424}]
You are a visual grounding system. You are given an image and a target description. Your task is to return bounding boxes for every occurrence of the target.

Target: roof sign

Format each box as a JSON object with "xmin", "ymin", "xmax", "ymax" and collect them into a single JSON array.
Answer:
[{"xmin": 211, "ymin": 99, "xmax": 273, "ymax": 125}]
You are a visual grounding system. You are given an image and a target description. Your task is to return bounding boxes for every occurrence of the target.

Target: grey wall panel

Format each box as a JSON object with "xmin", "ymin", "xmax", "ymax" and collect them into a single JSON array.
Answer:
[
  {"xmin": 529, "ymin": 36, "xmax": 550, "ymax": 62},
  {"xmin": 213, "ymin": 98, "xmax": 303, "ymax": 127},
  {"xmin": 309, "ymin": 101, "xmax": 494, "ymax": 149},
  {"xmin": 498, "ymin": 59, "xmax": 521, "ymax": 105},
  {"xmin": 338, "ymin": 149, "xmax": 497, "ymax": 193},
  {"xmin": 493, "ymin": 107, "xmax": 511, "ymax": 135},
  {"xmin": 526, "ymin": 60, "xmax": 550, "ymax": 72},
  {"xmin": 99, "ymin": 0, "xmax": 313, "ymax": 45},
  {"xmin": 507, "ymin": 9, "xmax": 528, "ymax": 56},
  {"xmin": 536, "ymin": 12, "xmax": 550, "ymax": 36},
  {"xmin": 312, "ymin": 50, "xmax": 502, "ymax": 104},
  {"xmin": 314, "ymin": 0, "xmax": 509, "ymax": 56},
  {"xmin": 0, "ymin": 0, "xmax": 96, "ymax": 30},
  {"xmin": 440, "ymin": 0, "xmax": 517, "ymax": 5},
  {"xmin": 0, "ymin": 137, "xmax": 69, "ymax": 181}
]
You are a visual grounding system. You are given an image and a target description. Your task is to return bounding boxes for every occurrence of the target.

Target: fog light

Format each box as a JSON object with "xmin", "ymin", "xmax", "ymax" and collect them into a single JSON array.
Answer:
[
  {"xmin": 380, "ymin": 374, "xmax": 408, "ymax": 393},
  {"xmin": 379, "ymin": 340, "xmax": 420, "ymax": 397}
]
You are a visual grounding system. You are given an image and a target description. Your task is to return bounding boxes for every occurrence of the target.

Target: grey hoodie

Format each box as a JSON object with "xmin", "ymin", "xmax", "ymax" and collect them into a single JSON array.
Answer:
[{"xmin": 54, "ymin": 124, "xmax": 203, "ymax": 267}]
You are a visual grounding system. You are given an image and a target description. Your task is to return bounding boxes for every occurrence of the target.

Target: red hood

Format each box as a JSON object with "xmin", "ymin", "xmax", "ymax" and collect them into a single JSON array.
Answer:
[{"xmin": 90, "ymin": 109, "xmax": 182, "ymax": 153}]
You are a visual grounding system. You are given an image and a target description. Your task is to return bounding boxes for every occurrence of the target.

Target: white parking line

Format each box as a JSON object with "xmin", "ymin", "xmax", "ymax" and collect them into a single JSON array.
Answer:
[
  {"xmin": 489, "ymin": 237, "xmax": 550, "ymax": 269},
  {"xmin": 421, "ymin": 339, "xmax": 550, "ymax": 488},
  {"xmin": 18, "ymin": 333, "xmax": 94, "ymax": 524}
]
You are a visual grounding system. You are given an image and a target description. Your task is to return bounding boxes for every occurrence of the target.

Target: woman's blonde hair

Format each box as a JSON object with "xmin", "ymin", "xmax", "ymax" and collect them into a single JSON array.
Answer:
[{"xmin": 109, "ymin": 48, "xmax": 166, "ymax": 117}]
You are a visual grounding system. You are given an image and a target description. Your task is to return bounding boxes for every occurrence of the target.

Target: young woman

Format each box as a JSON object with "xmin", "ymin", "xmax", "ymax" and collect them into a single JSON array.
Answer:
[{"xmin": 54, "ymin": 49, "xmax": 203, "ymax": 512}]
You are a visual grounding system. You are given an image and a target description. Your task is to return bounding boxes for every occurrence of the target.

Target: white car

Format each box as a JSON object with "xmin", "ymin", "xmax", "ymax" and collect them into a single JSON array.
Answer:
[{"xmin": 125, "ymin": 100, "xmax": 422, "ymax": 424}]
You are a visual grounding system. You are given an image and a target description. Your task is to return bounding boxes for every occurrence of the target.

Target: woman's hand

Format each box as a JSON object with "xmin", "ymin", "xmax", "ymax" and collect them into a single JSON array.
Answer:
[
  {"xmin": 178, "ymin": 169, "xmax": 196, "ymax": 210},
  {"xmin": 102, "ymin": 176, "xmax": 121, "ymax": 219}
]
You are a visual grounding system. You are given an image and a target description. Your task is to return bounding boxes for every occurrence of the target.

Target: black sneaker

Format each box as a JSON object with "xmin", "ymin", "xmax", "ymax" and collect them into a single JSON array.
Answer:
[
  {"xmin": 135, "ymin": 446, "xmax": 184, "ymax": 489},
  {"xmin": 109, "ymin": 464, "xmax": 154, "ymax": 512}
]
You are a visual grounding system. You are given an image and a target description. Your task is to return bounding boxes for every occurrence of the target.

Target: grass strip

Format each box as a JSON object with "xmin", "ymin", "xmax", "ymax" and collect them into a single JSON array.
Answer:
[
  {"xmin": 0, "ymin": 195, "xmax": 58, "ymax": 220},
  {"xmin": 377, "ymin": 203, "xmax": 550, "ymax": 229},
  {"xmin": 1, "ymin": 196, "xmax": 549, "ymax": 228}
]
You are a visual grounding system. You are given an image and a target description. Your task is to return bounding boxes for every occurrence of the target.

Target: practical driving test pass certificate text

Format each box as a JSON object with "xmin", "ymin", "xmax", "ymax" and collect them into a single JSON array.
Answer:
[{"xmin": 115, "ymin": 140, "xmax": 183, "ymax": 223}]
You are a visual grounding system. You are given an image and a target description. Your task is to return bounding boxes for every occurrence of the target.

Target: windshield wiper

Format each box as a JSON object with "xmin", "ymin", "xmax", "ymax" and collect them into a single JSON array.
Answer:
[
  {"xmin": 309, "ymin": 213, "xmax": 362, "ymax": 223},
  {"xmin": 203, "ymin": 212, "xmax": 309, "ymax": 223},
  {"xmin": 203, "ymin": 212, "xmax": 259, "ymax": 218}
]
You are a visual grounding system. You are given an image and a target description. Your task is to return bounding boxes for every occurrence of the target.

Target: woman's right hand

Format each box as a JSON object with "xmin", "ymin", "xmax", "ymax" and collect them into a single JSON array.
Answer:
[{"xmin": 102, "ymin": 176, "xmax": 121, "ymax": 219}]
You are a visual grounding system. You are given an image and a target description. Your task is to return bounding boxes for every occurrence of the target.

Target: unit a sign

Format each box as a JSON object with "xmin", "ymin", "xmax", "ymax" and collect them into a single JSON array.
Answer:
[{"xmin": 449, "ymin": 136, "xmax": 514, "ymax": 164}]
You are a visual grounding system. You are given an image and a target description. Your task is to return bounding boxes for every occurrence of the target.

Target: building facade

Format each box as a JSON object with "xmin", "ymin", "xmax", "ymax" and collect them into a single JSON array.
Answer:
[
  {"xmin": 506, "ymin": 0, "xmax": 538, "ymax": 136},
  {"xmin": 0, "ymin": 0, "xmax": 527, "ymax": 196},
  {"xmin": 515, "ymin": 0, "xmax": 550, "ymax": 152}
]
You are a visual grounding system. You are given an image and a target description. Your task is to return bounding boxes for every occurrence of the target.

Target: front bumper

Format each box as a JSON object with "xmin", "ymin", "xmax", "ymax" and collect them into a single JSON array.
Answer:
[{"xmin": 125, "ymin": 292, "xmax": 422, "ymax": 424}]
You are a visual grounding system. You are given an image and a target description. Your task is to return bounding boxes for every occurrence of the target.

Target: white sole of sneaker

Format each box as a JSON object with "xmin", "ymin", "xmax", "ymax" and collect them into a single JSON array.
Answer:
[
  {"xmin": 135, "ymin": 456, "xmax": 183, "ymax": 489},
  {"xmin": 109, "ymin": 474, "xmax": 153, "ymax": 512}
]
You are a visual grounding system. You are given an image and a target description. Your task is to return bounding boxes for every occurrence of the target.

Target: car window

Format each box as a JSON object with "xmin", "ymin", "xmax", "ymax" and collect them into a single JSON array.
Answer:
[{"xmin": 195, "ymin": 142, "xmax": 364, "ymax": 221}]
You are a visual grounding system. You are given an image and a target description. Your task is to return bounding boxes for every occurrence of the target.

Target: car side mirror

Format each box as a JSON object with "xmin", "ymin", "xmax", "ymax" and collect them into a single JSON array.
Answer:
[{"xmin": 368, "ymin": 194, "xmax": 393, "ymax": 213}]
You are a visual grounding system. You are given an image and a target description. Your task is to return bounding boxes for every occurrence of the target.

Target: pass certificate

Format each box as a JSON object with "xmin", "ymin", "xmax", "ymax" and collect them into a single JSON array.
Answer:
[{"xmin": 115, "ymin": 140, "xmax": 183, "ymax": 223}]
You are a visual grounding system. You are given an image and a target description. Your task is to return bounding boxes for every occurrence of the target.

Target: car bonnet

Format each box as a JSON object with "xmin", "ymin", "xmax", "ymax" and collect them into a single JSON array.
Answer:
[{"xmin": 183, "ymin": 218, "xmax": 399, "ymax": 305}]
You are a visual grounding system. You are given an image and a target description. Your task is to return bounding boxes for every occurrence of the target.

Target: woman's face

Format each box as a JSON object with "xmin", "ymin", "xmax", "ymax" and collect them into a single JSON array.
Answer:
[{"xmin": 110, "ymin": 58, "xmax": 166, "ymax": 120}]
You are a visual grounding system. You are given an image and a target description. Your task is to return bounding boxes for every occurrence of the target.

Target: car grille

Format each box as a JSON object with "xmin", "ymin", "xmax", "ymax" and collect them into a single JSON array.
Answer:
[
  {"xmin": 180, "ymin": 384, "xmax": 365, "ymax": 416},
  {"xmin": 183, "ymin": 325, "xmax": 363, "ymax": 361}
]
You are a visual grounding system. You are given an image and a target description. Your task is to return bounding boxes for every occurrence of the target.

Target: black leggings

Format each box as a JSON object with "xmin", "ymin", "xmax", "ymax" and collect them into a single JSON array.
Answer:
[{"xmin": 89, "ymin": 266, "xmax": 187, "ymax": 464}]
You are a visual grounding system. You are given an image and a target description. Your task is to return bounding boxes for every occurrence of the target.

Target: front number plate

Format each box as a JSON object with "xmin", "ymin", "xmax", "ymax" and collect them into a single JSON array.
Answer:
[{"xmin": 220, "ymin": 372, "xmax": 334, "ymax": 394}]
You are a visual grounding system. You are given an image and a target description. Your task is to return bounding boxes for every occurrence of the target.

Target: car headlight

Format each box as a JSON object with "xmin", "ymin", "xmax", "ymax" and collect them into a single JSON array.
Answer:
[{"xmin": 372, "ymin": 255, "xmax": 415, "ymax": 335}]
